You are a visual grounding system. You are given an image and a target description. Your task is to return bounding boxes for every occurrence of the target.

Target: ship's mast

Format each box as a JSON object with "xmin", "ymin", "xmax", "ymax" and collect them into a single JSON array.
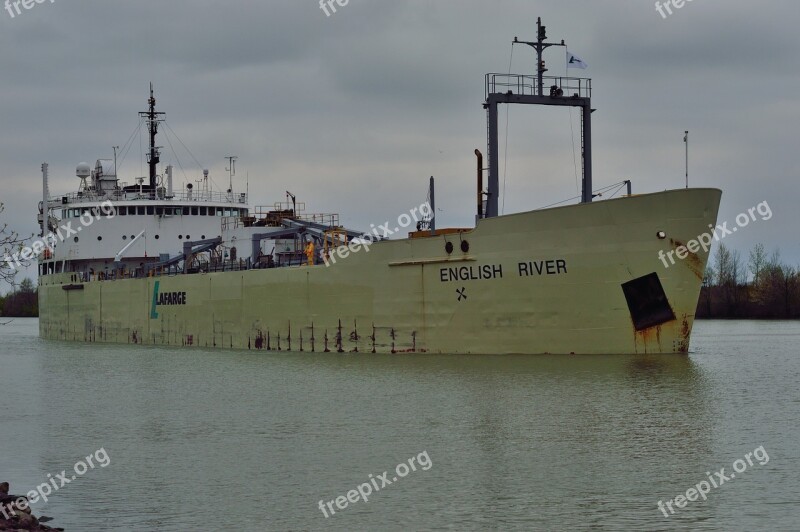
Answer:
[
  {"xmin": 482, "ymin": 18, "xmax": 593, "ymax": 218},
  {"xmin": 140, "ymin": 83, "xmax": 165, "ymax": 192},
  {"xmin": 514, "ymin": 17, "xmax": 565, "ymax": 97}
]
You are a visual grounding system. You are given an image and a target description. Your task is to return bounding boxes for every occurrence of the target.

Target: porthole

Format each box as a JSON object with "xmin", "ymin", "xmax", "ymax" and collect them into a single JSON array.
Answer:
[
  {"xmin": 73, "ymin": 237, "xmax": 79, "ymax": 243},
  {"xmin": 178, "ymin": 235, "xmax": 183, "ymax": 239},
  {"xmin": 155, "ymin": 235, "xmax": 160, "ymax": 239},
  {"xmin": 201, "ymin": 235, "xmax": 206, "ymax": 239},
  {"xmin": 130, "ymin": 235, "xmax": 135, "ymax": 239},
  {"xmin": 97, "ymin": 236, "xmax": 102, "ymax": 241},
  {"xmin": 657, "ymin": 231, "xmax": 666, "ymax": 239},
  {"xmin": 445, "ymin": 242, "xmax": 453, "ymax": 254},
  {"xmin": 461, "ymin": 240, "xmax": 469, "ymax": 253},
  {"xmin": 186, "ymin": 235, "xmax": 190, "ymax": 240},
  {"xmin": 122, "ymin": 235, "xmax": 127, "ymax": 240}
]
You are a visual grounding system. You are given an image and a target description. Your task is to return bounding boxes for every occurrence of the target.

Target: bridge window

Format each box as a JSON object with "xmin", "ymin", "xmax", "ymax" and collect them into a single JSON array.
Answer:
[
  {"xmin": 147, "ymin": 206, "xmax": 154, "ymax": 215},
  {"xmin": 200, "ymin": 207, "xmax": 206, "ymax": 215},
  {"xmin": 191, "ymin": 207, "xmax": 198, "ymax": 216},
  {"xmin": 138, "ymin": 207, "xmax": 145, "ymax": 215},
  {"xmin": 156, "ymin": 207, "xmax": 163, "ymax": 215},
  {"xmin": 183, "ymin": 207, "xmax": 190, "ymax": 215},
  {"xmin": 119, "ymin": 207, "xmax": 126, "ymax": 216}
]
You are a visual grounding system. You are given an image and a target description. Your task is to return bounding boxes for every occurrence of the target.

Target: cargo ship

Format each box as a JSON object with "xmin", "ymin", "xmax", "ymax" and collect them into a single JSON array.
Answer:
[{"xmin": 36, "ymin": 20, "xmax": 721, "ymax": 354}]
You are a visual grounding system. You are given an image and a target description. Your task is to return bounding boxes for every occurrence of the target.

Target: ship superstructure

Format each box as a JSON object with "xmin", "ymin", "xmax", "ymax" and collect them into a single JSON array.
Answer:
[{"xmin": 38, "ymin": 85, "xmax": 362, "ymax": 282}]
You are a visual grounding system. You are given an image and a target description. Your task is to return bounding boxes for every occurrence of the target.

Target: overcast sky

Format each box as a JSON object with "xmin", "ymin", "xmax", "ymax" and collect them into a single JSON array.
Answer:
[{"xmin": 1, "ymin": 0, "xmax": 798, "ymax": 288}]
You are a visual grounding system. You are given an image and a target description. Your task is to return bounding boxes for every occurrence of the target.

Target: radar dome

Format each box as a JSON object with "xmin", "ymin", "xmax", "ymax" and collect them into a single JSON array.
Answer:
[{"xmin": 76, "ymin": 162, "xmax": 91, "ymax": 179}]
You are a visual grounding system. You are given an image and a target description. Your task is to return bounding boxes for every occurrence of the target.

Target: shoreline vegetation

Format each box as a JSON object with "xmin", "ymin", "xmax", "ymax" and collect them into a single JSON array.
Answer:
[
  {"xmin": 0, "ymin": 278, "xmax": 37, "ymax": 318},
  {"xmin": 697, "ymin": 243, "xmax": 799, "ymax": 319}
]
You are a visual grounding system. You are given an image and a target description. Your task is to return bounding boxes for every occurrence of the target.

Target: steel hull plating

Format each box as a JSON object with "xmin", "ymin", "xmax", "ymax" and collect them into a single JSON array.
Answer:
[{"xmin": 39, "ymin": 188, "xmax": 721, "ymax": 354}]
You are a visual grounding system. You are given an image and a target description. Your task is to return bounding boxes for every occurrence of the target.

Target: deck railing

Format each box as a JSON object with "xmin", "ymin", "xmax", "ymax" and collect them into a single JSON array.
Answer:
[
  {"xmin": 50, "ymin": 189, "xmax": 248, "ymax": 206},
  {"xmin": 485, "ymin": 73, "xmax": 591, "ymax": 99}
]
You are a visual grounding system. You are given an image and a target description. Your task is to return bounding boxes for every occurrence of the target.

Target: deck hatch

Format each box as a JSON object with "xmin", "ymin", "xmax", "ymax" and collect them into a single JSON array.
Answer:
[{"xmin": 621, "ymin": 272, "xmax": 676, "ymax": 331}]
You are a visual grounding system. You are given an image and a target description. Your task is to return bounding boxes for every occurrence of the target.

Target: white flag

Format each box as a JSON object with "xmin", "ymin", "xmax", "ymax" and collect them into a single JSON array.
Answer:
[{"xmin": 566, "ymin": 51, "xmax": 588, "ymax": 69}]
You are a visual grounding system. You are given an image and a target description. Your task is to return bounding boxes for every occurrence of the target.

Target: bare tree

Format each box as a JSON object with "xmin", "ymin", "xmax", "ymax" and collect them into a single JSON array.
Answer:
[
  {"xmin": 714, "ymin": 243, "xmax": 733, "ymax": 286},
  {"xmin": 731, "ymin": 249, "xmax": 745, "ymax": 286},
  {"xmin": 713, "ymin": 243, "xmax": 745, "ymax": 315},
  {"xmin": 759, "ymin": 249, "xmax": 788, "ymax": 317},
  {"xmin": 778, "ymin": 264, "xmax": 796, "ymax": 317},
  {"xmin": 703, "ymin": 265, "xmax": 715, "ymax": 287},
  {"xmin": 749, "ymin": 243, "xmax": 767, "ymax": 287},
  {"xmin": 0, "ymin": 203, "xmax": 31, "ymax": 287}
]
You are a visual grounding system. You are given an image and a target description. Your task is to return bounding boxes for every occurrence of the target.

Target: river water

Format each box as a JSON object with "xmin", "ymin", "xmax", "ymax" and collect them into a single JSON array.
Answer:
[{"xmin": 1, "ymin": 318, "xmax": 798, "ymax": 530}]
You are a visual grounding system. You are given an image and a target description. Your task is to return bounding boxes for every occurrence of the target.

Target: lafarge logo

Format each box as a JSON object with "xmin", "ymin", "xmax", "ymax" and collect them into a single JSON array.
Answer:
[{"xmin": 150, "ymin": 281, "xmax": 187, "ymax": 319}]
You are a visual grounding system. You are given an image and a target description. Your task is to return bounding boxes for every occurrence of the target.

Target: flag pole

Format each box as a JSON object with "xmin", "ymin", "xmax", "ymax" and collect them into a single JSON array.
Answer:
[{"xmin": 684, "ymin": 130, "xmax": 689, "ymax": 188}]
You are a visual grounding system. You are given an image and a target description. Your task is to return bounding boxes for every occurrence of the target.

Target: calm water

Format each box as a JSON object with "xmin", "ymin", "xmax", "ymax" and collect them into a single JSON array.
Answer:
[{"xmin": 1, "ymin": 319, "xmax": 798, "ymax": 530}]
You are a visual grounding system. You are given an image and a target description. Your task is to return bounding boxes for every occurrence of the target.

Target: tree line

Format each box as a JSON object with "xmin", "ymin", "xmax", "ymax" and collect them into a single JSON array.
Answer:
[
  {"xmin": 697, "ymin": 243, "xmax": 799, "ymax": 319},
  {"xmin": 0, "ymin": 277, "xmax": 38, "ymax": 317},
  {"xmin": 1, "ymin": 201, "xmax": 39, "ymax": 317}
]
